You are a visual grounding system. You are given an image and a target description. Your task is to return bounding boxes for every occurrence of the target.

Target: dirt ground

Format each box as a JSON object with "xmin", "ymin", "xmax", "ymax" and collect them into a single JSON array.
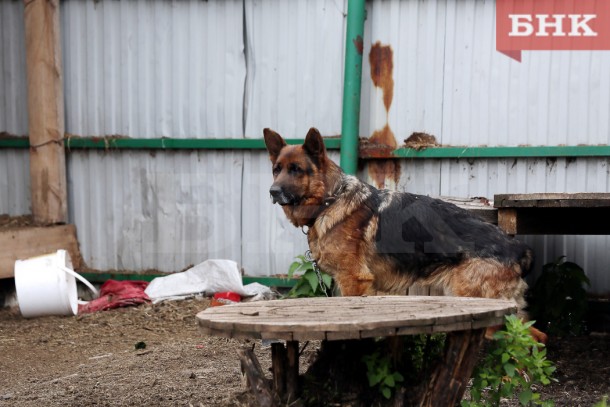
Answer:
[{"xmin": 1, "ymin": 296, "xmax": 609, "ymax": 407}]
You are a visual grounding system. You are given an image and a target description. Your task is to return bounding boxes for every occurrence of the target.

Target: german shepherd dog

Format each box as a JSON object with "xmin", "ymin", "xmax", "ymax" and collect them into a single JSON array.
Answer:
[{"xmin": 264, "ymin": 127, "xmax": 546, "ymax": 342}]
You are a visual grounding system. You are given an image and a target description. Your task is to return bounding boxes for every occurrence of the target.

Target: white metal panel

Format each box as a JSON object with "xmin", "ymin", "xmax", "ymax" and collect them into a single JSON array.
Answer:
[
  {"xmin": 61, "ymin": 0, "xmax": 245, "ymax": 139},
  {"xmin": 439, "ymin": 158, "xmax": 610, "ymax": 199},
  {"xmin": 359, "ymin": 0, "xmax": 610, "ymax": 293},
  {"xmin": 361, "ymin": 0, "xmax": 610, "ymax": 146},
  {"xmin": 0, "ymin": 0, "xmax": 28, "ymax": 135},
  {"xmin": 0, "ymin": 1, "xmax": 30, "ymax": 216},
  {"xmin": 244, "ymin": 0, "xmax": 346, "ymax": 139},
  {"xmin": 360, "ymin": 0, "xmax": 446, "ymax": 143},
  {"xmin": 442, "ymin": 0, "xmax": 610, "ymax": 147},
  {"xmin": 0, "ymin": 150, "xmax": 30, "ymax": 216},
  {"xmin": 67, "ymin": 151, "xmax": 243, "ymax": 272}
]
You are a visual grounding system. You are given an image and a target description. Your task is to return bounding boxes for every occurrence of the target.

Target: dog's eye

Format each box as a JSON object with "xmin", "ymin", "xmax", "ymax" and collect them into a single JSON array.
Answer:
[
  {"xmin": 288, "ymin": 164, "xmax": 302, "ymax": 175},
  {"xmin": 273, "ymin": 165, "xmax": 281, "ymax": 175}
]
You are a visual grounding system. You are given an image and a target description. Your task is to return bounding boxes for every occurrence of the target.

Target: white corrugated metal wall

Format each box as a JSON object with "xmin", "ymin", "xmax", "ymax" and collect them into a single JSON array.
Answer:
[
  {"xmin": 360, "ymin": 0, "xmax": 610, "ymax": 293},
  {"xmin": 60, "ymin": 0, "xmax": 347, "ymax": 274},
  {"xmin": 0, "ymin": 0, "xmax": 30, "ymax": 216},
  {"xmin": 62, "ymin": 0, "xmax": 246, "ymax": 138},
  {"xmin": 242, "ymin": 0, "xmax": 346, "ymax": 274},
  {"xmin": 360, "ymin": 0, "xmax": 610, "ymax": 148},
  {"xmin": 0, "ymin": 0, "xmax": 609, "ymax": 292}
]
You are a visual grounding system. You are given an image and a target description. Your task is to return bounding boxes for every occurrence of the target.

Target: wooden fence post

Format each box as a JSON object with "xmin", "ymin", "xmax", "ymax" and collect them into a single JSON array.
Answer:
[{"xmin": 23, "ymin": 0, "xmax": 67, "ymax": 224}]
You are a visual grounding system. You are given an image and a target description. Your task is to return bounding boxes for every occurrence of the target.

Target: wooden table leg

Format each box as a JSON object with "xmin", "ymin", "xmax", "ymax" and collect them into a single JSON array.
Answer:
[
  {"xmin": 238, "ymin": 346, "xmax": 275, "ymax": 407},
  {"xmin": 271, "ymin": 342, "xmax": 287, "ymax": 395},
  {"xmin": 419, "ymin": 329, "xmax": 486, "ymax": 406},
  {"xmin": 286, "ymin": 341, "xmax": 300, "ymax": 402},
  {"xmin": 270, "ymin": 341, "xmax": 300, "ymax": 403}
]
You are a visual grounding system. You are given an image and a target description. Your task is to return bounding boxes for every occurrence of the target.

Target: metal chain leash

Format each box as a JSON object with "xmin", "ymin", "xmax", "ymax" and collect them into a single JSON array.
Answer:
[{"xmin": 305, "ymin": 249, "xmax": 328, "ymax": 297}]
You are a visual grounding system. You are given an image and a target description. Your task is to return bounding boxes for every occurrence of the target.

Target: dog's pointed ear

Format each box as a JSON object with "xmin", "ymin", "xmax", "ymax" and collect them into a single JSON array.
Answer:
[
  {"xmin": 303, "ymin": 127, "xmax": 326, "ymax": 163},
  {"xmin": 263, "ymin": 128, "xmax": 286, "ymax": 162}
]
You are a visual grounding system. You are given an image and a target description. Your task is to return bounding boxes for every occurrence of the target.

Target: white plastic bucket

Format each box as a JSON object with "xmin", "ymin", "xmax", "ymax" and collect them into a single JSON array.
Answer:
[{"xmin": 14, "ymin": 250, "xmax": 98, "ymax": 318}]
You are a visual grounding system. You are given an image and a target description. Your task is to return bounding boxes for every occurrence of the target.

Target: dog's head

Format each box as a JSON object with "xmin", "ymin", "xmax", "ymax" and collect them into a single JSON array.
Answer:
[{"xmin": 263, "ymin": 127, "xmax": 328, "ymax": 208}]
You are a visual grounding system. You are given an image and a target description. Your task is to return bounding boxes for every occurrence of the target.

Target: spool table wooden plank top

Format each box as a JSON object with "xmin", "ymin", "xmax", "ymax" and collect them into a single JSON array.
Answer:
[
  {"xmin": 196, "ymin": 295, "xmax": 517, "ymax": 341},
  {"xmin": 196, "ymin": 296, "xmax": 518, "ymax": 406}
]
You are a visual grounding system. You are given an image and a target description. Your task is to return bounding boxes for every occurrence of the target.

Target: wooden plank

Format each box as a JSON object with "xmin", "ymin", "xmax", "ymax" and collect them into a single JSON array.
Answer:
[
  {"xmin": 326, "ymin": 330, "xmax": 362, "ymax": 340},
  {"xmin": 439, "ymin": 196, "xmax": 498, "ymax": 224},
  {"xmin": 292, "ymin": 330, "xmax": 326, "ymax": 341},
  {"xmin": 419, "ymin": 329, "xmax": 486, "ymax": 406},
  {"xmin": 203, "ymin": 306, "xmax": 498, "ymax": 336},
  {"xmin": 396, "ymin": 325, "xmax": 433, "ymax": 336},
  {"xmin": 359, "ymin": 326, "xmax": 398, "ymax": 338},
  {"xmin": 431, "ymin": 321, "xmax": 472, "ymax": 333},
  {"xmin": 285, "ymin": 341, "xmax": 299, "ymax": 401},
  {"xmin": 497, "ymin": 208, "xmax": 517, "ymax": 235},
  {"xmin": 23, "ymin": 0, "xmax": 67, "ymax": 223},
  {"xmin": 271, "ymin": 343, "xmax": 287, "ymax": 396},
  {"xmin": 0, "ymin": 225, "xmax": 82, "ymax": 279},
  {"xmin": 197, "ymin": 297, "xmax": 516, "ymax": 342},
  {"xmin": 472, "ymin": 317, "xmax": 506, "ymax": 330},
  {"xmin": 238, "ymin": 347, "xmax": 276, "ymax": 407},
  {"xmin": 495, "ymin": 193, "xmax": 610, "ymax": 208},
  {"xmin": 261, "ymin": 331, "xmax": 293, "ymax": 341}
]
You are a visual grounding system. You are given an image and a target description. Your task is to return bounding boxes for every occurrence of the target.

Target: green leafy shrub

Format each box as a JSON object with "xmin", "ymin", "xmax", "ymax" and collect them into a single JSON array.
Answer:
[
  {"xmin": 462, "ymin": 315, "xmax": 556, "ymax": 407},
  {"xmin": 362, "ymin": 334, "xmax": 445, "ymax": 400},
  {"xmin": 528, "ymin": 256, "xmax": 590, "ymax": 336},
  {"xmin": 284, "ymin": 254, "xmax": 333, "ymax": 298},
  {"xmin": 362, "ymin": 350, "xmax": 405, "ymax": 399}
]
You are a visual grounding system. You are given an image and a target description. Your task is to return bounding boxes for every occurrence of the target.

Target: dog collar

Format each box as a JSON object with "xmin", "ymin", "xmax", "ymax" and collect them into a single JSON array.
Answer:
[{"xmin": 323, "ymin": 196, "xmax": 337, "ymax": 207}]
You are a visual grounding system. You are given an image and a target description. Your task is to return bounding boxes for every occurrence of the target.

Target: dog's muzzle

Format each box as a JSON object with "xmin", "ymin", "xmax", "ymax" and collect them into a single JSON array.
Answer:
[{"xmin": 269, "ymin": 186, "xmax": 295, "ymax": 206}]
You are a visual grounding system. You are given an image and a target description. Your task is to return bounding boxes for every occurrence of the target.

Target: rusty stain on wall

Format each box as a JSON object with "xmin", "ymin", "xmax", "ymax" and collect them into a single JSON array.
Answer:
[
  {"xmin": 369, "ymin": 42, "xmax": 394, "ymax": 112},
  {"xmin": 370, "ymin": 124, "xmax": 397, "ymax": 150},
  {"xmin": 368, "ymin": 125, "xmax": 401, "ymax": 188},
  {"xmin": 367, "ymin": 42, "xmax": 400, "ymax": 189}
]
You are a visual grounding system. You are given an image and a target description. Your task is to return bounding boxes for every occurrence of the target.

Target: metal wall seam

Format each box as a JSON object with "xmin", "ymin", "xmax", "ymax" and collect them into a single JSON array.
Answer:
[
  {"xmin": 0, "ymin": 0, "xmax": 29, "ymax": 136},
  {"xmin": 0, "ymin": 150, "xmax": 30, "ymax": 216},
  {"xmin": 67, "ymin": 150, "xmax": 244, "ymax": 272},
  {"xmin": 243, "ymin": 0, "xmax": 347, "ymax": 139},
  {"xmin": 0, "ymin": 0, "xmax": 30, "ymax": 216},
  {"xmin": 360, "ymin": 0, "xmax": 446, "ymax": 145},
  {"xmin": 61, "ymin": 0, "xmax": 246, "ymax": 139}
]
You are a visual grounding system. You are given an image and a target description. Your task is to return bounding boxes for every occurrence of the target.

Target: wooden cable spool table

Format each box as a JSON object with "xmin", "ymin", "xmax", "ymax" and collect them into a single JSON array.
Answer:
[{"xmin": 197, "ymin": 296, "xmax": 517, "ymax": 406}]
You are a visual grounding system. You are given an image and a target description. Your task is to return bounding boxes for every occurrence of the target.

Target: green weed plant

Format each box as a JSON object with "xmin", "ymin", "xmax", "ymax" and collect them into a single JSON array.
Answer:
[
  {"xmin": 284, "ymin": 254, "xmax": 333, "ymax": 298},
  {"xmin": 462, "ymin": 315, "xmax": 556, "ymax": 407}
]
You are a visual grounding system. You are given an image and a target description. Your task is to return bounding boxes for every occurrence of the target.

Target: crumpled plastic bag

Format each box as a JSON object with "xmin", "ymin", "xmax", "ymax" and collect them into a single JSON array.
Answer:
[
  {"xmin": 79, "ymin": 280, "xmax": 150, "ymax": 314},
  {"xmin": 144, "ymin": 259, "xmax": 274, "ymax": 304}
]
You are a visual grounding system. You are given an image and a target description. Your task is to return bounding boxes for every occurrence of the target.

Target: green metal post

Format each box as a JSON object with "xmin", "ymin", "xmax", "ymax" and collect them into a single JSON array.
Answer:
[{"xmin": 340, "ymin": 0, "xmax": 366, "ymax": 175}]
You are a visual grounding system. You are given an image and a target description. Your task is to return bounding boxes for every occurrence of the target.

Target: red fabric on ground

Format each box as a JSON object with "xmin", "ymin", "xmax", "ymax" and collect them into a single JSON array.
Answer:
[{"xmin": 78, "ymin": 280, "xmax": 150, "ymax": 314}]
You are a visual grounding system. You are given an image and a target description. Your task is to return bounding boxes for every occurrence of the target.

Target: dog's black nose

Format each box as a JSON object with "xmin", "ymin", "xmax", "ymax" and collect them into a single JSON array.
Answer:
[{"xmin": 269, "ymin": 186, "xmax": 283, "ymax": 200}]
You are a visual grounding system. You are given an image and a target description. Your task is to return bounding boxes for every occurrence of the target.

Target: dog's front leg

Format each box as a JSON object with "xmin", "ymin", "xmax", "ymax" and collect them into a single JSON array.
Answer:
[{"xmin": 333, "ymin": 268, "xmax": 376, "ymax": 297}]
